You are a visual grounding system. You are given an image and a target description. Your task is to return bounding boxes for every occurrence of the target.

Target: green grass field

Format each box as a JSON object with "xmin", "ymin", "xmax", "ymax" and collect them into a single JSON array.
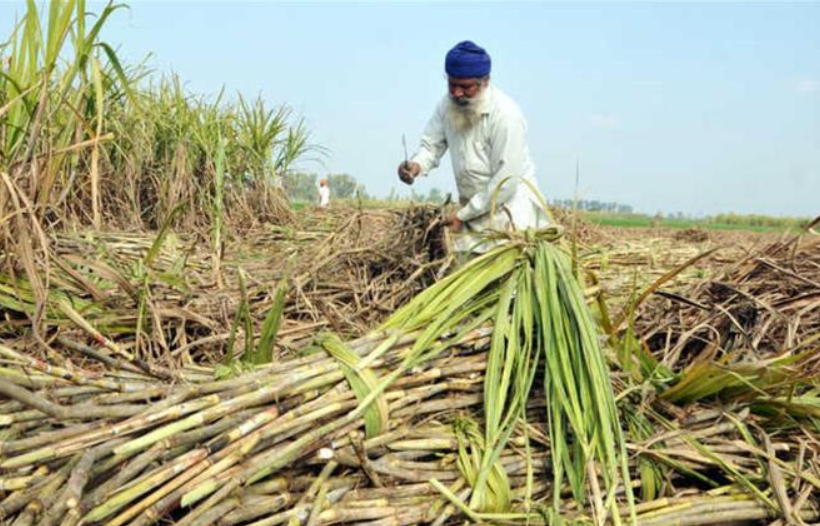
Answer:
[{"xmin": 580, "ymin": 212, "xmax": 811, "ymax": 233}]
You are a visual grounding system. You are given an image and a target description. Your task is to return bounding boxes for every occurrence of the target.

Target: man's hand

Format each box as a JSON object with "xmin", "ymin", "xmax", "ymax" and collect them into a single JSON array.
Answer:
[
  {"xmin": 446, "ymin": 212, "xmax": 463, "ymax": 233},
  {"xmin": 397, "ymin": 161, "xmax": 421, "ymax": 185}
]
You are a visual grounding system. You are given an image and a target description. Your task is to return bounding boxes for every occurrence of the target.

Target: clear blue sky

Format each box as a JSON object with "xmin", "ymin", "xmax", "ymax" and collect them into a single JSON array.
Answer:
[{"xmin": 2, "ymin": 2, "xmax": 819, "ymax": 217}]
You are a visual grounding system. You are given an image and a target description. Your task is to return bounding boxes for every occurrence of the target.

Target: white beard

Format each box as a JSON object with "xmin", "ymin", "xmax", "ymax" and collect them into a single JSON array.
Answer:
[{"xmin": 448, "ymin": 89, "xmax": 488, "ymax": 132}]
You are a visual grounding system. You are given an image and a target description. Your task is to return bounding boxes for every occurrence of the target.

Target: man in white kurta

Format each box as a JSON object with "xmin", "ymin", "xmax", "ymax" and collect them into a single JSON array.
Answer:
[
  {"xmin": 398, "ymin": 41, "xmax": 548, "ymax": 253},
  {"xmin": 318, "ymin": 179, "xmax": 331, "ymax": 208}
]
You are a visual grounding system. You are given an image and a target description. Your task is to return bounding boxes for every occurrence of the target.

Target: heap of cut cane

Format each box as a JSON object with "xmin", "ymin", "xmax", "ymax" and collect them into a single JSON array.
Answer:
[{"xmin": 382, "ymin": 226, "xmax": 635, "ymax": 523}]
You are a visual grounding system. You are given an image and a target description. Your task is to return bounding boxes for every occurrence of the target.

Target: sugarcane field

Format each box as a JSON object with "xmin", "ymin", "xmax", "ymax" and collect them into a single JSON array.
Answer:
[{"xmin": 1, "ymin": 2, "xmax": 819, "ymax": 526}]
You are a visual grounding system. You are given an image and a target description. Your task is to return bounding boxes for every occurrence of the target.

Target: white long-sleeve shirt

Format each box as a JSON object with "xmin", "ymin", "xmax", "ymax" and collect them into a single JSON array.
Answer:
[
  {"xmin": 411, "ymin": 85, "xmax": 549, "ymax": 252},
  {"xmin": 318, "ymin": 186, "xmax": 330, "ymax": 207}
]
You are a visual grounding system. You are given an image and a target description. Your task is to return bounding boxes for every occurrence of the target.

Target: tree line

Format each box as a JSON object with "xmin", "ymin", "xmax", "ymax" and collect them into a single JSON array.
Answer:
[
  {"xmin": 549, "ymin": 199, "xmax": 634, "ymax": 214},
  {"xmin": 285, "ymin": 172, "xmax": 446, "ymax": 204}
]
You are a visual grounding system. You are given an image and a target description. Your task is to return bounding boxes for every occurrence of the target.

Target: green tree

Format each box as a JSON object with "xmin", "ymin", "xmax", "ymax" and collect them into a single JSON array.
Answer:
[{"xmin": 328, "ymin": 173, "xmax": 365, "ymax": 199}]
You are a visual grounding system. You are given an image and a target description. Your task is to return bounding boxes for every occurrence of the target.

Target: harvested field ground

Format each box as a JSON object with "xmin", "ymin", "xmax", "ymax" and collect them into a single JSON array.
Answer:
[
  {"xmin": 585, "ymin": 225, "xmax": 782, "ymax": 309},
  {"xmin": 0, "ymin": 208, "xmax": 785, "ymax": 365},
  {"xmin": 1, "ymin": 206, "xmax": 450, "ymax": 365},
  {"xmin": 1, "ymin": 206, "xmax": 818, "ymax": 526},
  {"xmin": 0, "ymin": 210, "xmax": 798, "ymax": 375}
]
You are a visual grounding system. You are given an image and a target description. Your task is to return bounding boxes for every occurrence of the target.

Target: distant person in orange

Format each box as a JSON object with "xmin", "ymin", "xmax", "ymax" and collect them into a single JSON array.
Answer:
[{"xmin": 318, "ymin": 178, "xmax": 331, "ymax": 208}]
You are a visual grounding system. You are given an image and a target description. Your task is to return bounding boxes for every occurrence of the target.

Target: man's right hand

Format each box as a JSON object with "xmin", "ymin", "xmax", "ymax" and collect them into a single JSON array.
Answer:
[{"xmin": 397, "ymin": 161, "xmax": 421, "ymax": 185}]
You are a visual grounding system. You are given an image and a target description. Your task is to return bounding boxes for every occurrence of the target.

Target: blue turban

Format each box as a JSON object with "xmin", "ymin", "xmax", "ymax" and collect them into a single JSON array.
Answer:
[{"xmin": 445, "ymin": 41, "xmax": 491, "ymax": 79}]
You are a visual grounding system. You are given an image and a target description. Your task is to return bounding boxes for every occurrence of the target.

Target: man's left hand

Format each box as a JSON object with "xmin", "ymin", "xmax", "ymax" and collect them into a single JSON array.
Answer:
[{"xmin": 447, "ymin": 213, "xmax": 463, "ymax": 233}]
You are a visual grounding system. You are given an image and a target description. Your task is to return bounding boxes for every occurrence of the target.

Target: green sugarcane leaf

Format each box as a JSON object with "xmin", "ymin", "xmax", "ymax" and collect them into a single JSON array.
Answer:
[
  {"xmin": 253, "ymin": 281, "xmax": 288, "ymax": 365},
  {"xmin": 321, "ymin": 335, "xmax": 389, "ymax": 438}
]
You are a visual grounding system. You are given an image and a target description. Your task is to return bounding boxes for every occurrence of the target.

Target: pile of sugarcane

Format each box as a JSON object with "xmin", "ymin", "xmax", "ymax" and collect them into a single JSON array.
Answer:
[
  {"xmin": 1, "ymin": 227, "xmax": 819, "ymax": 526},
  {"xmin": 2, "ymin": 338, "xmax": 816, "ymax": 526},
  {"xmin": 0, "ymin": 327, "xmax": 497, "ymax": 526},
  {"xmin": 672, "ymin": 228, "xmax": 710, "ymax": 243},
  {"xmin": 260, "ymin": 204, "xmax": 451, "ymax": 334}
]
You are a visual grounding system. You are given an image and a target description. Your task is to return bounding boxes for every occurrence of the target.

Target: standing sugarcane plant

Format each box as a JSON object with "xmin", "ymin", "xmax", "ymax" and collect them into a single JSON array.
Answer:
[
  {"xmin": 237, "ymin": 95, "xmax": 299, "ymax": 223},
  {"xmin": 0, "ymin": 0, "xmax": 130, "ymax": 324},
  {"xmin": 210, "ymin": 134, "xmax": 227, "ymax": 286},
  {"xmin": 2, "ymin": 1, "xmax": 318, "ymax": 249}
]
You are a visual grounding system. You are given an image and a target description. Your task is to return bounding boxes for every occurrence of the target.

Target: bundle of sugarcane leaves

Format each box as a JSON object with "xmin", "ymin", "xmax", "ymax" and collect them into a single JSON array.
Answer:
[{"xmin": 1, "ymin": 227, "xmax": 818, "ymax": 526}]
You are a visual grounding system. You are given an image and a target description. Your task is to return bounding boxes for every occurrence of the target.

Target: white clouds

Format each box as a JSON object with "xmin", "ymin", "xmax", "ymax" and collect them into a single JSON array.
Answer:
[
  {"xmin": 796, "ymin": 79, "xmax": 818, "ymax": 94},
  {"xmin": 589, "ymin": 113, "xmax": 619, "ymax": 128}
]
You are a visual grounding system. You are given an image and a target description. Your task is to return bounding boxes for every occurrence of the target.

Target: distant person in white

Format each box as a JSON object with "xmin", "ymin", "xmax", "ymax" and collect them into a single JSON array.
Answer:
[
  {"xmin": 318, "ymin": 178, "xmax": 330, "ymax": 208},
  {"xmin": 398, "ymin": 40, "xmax": 548, "ymax": 253}
]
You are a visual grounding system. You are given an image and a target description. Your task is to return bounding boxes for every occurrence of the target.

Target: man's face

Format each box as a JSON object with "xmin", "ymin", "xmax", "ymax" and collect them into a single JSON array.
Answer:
[{"xmin": 448, "ymin": 77, "xmax": 486, "ymax": 106}]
